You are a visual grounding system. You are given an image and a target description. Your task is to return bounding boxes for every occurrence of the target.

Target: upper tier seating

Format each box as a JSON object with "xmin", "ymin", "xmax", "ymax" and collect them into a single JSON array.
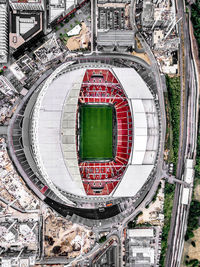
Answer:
[{"xmin": 78, "ymin": 69, "xmax": 133, "ymax": 195}]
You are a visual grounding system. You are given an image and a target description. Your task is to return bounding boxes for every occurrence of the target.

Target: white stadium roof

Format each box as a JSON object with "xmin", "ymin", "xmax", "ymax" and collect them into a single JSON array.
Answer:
[
  {"xmin": 31, "ymin": 65, "xmax": 159, "ymax": 198},
  {"xmin": 113, "ymin": 68, "xmax": 153, "ymax": 99},
  {"xmin": 113, "ymin": 165, "xmax": 154, "ymax": 197},
  {"xmin": 32, "ymin": 64, "xmax": 86, "ymax": 197}
]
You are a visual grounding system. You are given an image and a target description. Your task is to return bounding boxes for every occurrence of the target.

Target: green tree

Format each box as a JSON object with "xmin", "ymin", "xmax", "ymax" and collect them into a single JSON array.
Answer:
[{"xmin": 99, "ymin": 236, "xmax": 106, "ymax": 243}]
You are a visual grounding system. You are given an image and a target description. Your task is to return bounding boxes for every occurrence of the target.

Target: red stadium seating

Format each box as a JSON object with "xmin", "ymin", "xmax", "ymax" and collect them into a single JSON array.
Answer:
[{"xmin": 78, "ymin": 69, "xmax": 133, "ymax": 195}]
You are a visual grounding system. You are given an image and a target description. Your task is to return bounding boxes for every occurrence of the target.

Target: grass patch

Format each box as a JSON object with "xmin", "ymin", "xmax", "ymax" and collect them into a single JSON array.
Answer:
[
  {"xmin": 79, "ymin": 105, "xmax": 113, "ymax": 160},
  {"xmin": 59, "ymin": 32, "xmax": 70, "ymax": 44}
]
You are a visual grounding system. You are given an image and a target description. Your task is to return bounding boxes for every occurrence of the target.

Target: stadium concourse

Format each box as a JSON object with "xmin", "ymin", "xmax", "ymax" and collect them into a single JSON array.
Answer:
[{"xmin": 7, "ymin": 60, "xmax": 161, "ymax": 220}]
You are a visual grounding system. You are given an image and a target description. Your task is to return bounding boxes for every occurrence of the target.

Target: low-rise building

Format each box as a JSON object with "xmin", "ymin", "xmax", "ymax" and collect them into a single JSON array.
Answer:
[
  {"xmin": 126, "ymin": 228, "xmax": 155, "ymax": 266},
  {"xmin": 0, "ymin": 76, "xmax": 17, "ymax": 96},
  {"xmin": 0, "ymin": 2, "xmax": 8, "ymax": 63},
  {"xmin": 97, "ymin": 0, "xmax": 134, "ymax": 51},
  {"xmin": 142, "ymin": 0, "xmax": 154, "ymax": 29},
  {"xmin": 49, "ymin": 0, "xmax": 68, "ymax": 23},
  {"xmin": 9, "ymin": 0, "xmax": 44, "ymax": 11},
  {"xmin": 9, "ymin": 55, "xmax": 38, "ymax": 84},
  {"xmin": 48, "ymin": 0, "xmax": 86, "ymax": 24},
  {"xmin": 97, "ymin": 30, "xmax": 135, "ymax": 52},
  {"xmin": 34, "ymin": 35, "xmax": 64, "ymax": 65},
  {"xmin": 9, "ymin": 11, "xmax": 43, "ymax": 50}
]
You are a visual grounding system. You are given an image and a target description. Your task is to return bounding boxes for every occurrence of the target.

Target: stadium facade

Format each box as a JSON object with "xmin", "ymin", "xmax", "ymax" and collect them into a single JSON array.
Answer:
[
  {"xmin": 7, "ymin": 58, "xmax": 161, "ymax": 221},
  {"xmin": 18, "ymin": 62, "xmax": 160, "ymax": 200}
]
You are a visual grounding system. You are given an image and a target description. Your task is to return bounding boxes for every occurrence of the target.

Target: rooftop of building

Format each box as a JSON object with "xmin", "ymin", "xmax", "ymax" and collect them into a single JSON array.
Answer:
[
  {"xmin": 9, "ymin": 11, "xmax": 43, "ymax": 49},
  {"xmin": 10, "ymin": 0, "xmax": 43, "ymax": 3}
]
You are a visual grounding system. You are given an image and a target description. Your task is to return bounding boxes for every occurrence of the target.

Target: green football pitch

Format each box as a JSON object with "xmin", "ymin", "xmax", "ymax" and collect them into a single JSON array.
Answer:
[{"xmin": 79, "ymin": 105, "xmax": 113, "ymax": 160}]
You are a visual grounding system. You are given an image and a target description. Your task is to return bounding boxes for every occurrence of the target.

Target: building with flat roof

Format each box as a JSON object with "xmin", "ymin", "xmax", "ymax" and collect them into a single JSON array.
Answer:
[
  {"xmin": 49, "ymin": 0, "xmax": 66, "ymax": 23},
  {"xmin": 0, "ymin": 3, "xmax": 8, "ymax": 63},
  {"xmin": 34, "ymin": 35, "xmax": 64, "ymax": 65},
  {"xmin": 97, "ymin": 30, "xmax": 135, "ymax": 52},
  {"xmin": 9, "ymin": 55, "xmax": 37, "ymax": 84},
  {"xmin": 49, "ymin": 0, "xmax": 76, "ymax": 23},
  {"xmin": 0, "ymin": 76, "xmax": 17, "ymax": 96},
  {"xmin": 128, "ymin": 228, "xmax": 154, "ymax": 237},
  {"xmin": 9, "ymin": 0, "xmax": 44, "ymax": 11},
  {"xmin": 0, "ymin": 215, "xmax": 39, "ymax": 259},
  {"xmin": 142, "ymin": 0, "xmax": 154, "ymax": 29},
  {"xmin": 126, "ymin": 228, "xmax": 155, "ymax": 267},
  {"xmin": 181, "ymin": 188, "xmax": 190, "ymax": 205},
  {"xmin": 48, "ymin": 0, "xmax": 86, "ymax": 24},
  {"xmin": 97, "ymin": 1, "xmax": 133, "ymax": 51},
  {"xmin": 9, "ymin": 11, "xmax": 43, "ymax": 50}
]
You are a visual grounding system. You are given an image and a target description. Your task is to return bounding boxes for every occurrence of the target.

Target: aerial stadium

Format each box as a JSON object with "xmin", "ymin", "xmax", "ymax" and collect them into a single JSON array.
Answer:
[{"xmin": 8, "ymin": 59, "xmax": 161, "ymax": 219}]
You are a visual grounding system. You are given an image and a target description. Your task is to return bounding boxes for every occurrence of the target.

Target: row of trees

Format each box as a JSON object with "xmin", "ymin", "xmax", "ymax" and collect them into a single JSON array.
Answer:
[
  {"xmin": 160, "ymin": 76, "xmax": 181, "ymax": 266},
  {"xmin": 165, "ymin": 76, "xmax": 181, "ymax": 173},
  {"xmin": 191, "ymin": 0, "xmax": 200, "ymax": 55},
  {"xmin": 185, "ymin": 258, "xmax": 200, "ymax": 267},
  {"xmin": 160, "ymin": 183, "xmax": 175, "ymax": 266},
  {"xmin": 185, "ymin": 200, "xmax": 200, "ymax": 240},
  {"xmin": 185, "ymin": 118, "xmax": 200, "ymax": 241}
]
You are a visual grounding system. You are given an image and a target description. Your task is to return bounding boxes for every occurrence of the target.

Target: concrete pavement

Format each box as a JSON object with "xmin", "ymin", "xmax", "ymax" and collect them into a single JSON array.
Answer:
[{"xmin": 0, "ymin": 126, "xmax": 8, "ymax": 136}]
